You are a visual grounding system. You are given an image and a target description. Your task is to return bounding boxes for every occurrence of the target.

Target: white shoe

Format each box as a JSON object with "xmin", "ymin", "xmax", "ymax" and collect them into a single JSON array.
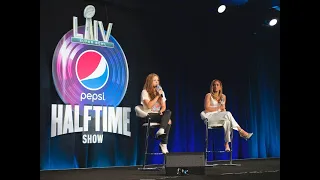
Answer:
[
  {"xmin": 159, "ymin": 143, "xmax": 169, "ymax": 154},
  {"xmin": 156, "ymin": 128, "xmax": 166, "ymax": 138},
  {"xmin": 163, "ymin": 144, "xmax": 169, "ymax": 153}
]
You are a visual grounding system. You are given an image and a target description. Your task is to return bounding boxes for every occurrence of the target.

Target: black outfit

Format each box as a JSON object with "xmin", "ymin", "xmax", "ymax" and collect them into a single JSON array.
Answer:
[{"xmin": 147, "ymin": 110, "xmax": 172, "ymax": 144}]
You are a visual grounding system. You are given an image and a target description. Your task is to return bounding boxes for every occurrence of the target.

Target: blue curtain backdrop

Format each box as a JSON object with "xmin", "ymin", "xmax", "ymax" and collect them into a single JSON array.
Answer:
[
  {"xmin": 143, "ymin": 44, "xmax": 280, "ymax": 165},
  {"xmin": 141, "ymin": 13, "xmax": 280, "ymax": 165},
  {"xmin": 40, "ymin": 0, "xmax": 280, "ymax": 170}
]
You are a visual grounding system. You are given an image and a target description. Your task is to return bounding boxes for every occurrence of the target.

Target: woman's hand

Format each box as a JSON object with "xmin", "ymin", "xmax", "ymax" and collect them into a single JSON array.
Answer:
[
  {"xmin": 219, "ymin": 104, "xmax": 226, "ymax": 111},
  {"xmin": 157, "ymin": 90, "xmax": 164, "ymax": 97},
  {"xmin": 159, "ymin": 110, "xmax": 164, "ymax": 115}
]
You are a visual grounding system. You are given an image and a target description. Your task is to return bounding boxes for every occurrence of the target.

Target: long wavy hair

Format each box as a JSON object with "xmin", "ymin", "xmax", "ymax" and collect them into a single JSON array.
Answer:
[
  {"xmin": 143, "ymin": 73, "xmax": 160, "ymax": 100},
  {"xmin": 210, "ymin": 79, "xmax": 223, "ymax": 100}
]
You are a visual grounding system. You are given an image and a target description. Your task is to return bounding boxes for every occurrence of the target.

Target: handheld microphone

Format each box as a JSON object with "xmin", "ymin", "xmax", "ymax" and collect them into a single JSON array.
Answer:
[
  {"xmin": 156, "ymin": 85, "xmax": 163, "ymax": 97},
  {"xmin": 220, "ymin": 97, "xmax": 225, "ymax": 105}
]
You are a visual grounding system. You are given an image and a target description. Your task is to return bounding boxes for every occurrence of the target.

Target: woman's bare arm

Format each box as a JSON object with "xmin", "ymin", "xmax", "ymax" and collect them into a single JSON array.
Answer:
[{"xmin": 204, "ymin": 93, "xmax": 220, "ymax": 113}]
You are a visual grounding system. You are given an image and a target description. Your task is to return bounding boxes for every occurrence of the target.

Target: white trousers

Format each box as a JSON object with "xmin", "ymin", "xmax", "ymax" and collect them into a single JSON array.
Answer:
[{"xmin": 206, "ymin": 111, "xmax": 240, "ymax": 143}]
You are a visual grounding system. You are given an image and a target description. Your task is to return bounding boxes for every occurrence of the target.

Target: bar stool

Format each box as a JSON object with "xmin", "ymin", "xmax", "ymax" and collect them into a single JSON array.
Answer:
[
  {"xmin": 200, "ymin": 111, "xmax": 241, "ymax": 167},
  {"xmin": 135, "ymin": 105, "xmax": 165, "ymax": 171}
]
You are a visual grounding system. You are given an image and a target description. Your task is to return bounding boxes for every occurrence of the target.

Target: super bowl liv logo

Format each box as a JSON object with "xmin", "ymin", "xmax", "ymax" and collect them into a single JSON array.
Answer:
[{"xmin": 51, "ymin": 5, "xmax": 131, "ymax": 144}]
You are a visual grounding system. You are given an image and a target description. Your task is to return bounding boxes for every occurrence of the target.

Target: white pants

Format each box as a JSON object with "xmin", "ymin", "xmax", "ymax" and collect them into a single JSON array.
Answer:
[{"xmin": 206, "ymin": 111, "xmax": 240, "ymax": 143}]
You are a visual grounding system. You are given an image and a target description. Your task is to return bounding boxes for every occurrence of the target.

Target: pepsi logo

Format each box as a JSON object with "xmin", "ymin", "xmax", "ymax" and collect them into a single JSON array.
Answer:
[
  {"xmin": 75, "ymin": 50, "xmax": 109, "ymax": 91},
  {"xmin": 52, "ymin": 25, "xmax": 129, "ymax": 113}
]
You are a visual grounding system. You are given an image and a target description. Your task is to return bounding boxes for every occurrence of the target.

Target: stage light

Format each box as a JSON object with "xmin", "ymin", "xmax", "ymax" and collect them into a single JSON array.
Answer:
[
  {"xmin": 262, "ymin": 7, "xmax": 279, "ymax": 27},
  {"xmin": 269, "ymin": 19, "xmax": 277, "ymax": 26},
  {"xmin": 218, "ymin": 5, "xmax": 226, "ymax": 13}
]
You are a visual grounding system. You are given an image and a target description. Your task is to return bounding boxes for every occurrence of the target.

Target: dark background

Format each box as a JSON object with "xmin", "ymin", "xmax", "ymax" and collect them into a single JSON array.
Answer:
[{"xmin": 40, "ymin": 0, "xmax": 280, "ymax": 170}]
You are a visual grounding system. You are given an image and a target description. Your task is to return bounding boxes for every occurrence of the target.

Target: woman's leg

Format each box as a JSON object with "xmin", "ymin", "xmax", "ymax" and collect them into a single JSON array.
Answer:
[
  {"xmin": 207, "ymin": 113, "xmax": 231, "ymax": 151},
  {"xmin": 223, "ymin": 120, "xmax": 231, "ymax": 151},
  {"xmin": 224, "ymin": 111, "xmax": 253, "ymax": 139},
  {"xmin": 160, "ymin": 120, "xmax": 171, "ymax": 153},
  {"xmin": 223, "ymin": 120, "xmax": 231, "ymax": 143},
  {"xmin": 156, "ymin": 110, "xmax": 171, "ymax": 136},
  {"xmin": 161, "ymin": 120, "xmax": 171, "ymax": 144},
  {"xmin": 157, "ymin": 110, "xmax": 172, "ymax": 154},
  {"xmin": 223, "ymin": 111, "xmax": 240, "ymax": 131},
  {"xmin": 160, "ymin": 110, "xmax": 171, "ymax": 128}
]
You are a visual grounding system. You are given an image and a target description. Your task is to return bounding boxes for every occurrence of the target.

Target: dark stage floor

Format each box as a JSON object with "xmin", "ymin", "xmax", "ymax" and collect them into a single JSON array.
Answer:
[{"xmin": 40, "ymin": 158, "xmax": 280, "ymax": 180}]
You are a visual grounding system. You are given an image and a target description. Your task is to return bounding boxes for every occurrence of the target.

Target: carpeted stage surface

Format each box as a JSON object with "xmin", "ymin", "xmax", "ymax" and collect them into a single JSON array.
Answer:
[{"xmin": 40, "ymin": 158, "xmax": 279, "ymax": 180}]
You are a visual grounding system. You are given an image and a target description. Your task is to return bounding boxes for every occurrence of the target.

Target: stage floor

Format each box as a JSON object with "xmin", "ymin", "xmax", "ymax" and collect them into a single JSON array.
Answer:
[{"xmin": 40, "ymin": 158, "xmax": 280, "ymax": 180}]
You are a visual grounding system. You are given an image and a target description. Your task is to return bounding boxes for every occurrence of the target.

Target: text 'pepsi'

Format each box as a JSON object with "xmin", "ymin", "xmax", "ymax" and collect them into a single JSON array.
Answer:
[{"xmin": 80, "ymin": 92, "xmax": 106, "ymax": 102}]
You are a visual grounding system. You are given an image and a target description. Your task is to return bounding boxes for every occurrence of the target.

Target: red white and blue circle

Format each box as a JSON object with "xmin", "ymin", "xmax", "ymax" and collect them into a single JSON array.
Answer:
[
  {"xmin": 75, "ymin": 50, "xmax": 109, "ymax": 91},
  {"xmin": 52, "ymin": 25, "xmax": 129, "ymax": 114}
]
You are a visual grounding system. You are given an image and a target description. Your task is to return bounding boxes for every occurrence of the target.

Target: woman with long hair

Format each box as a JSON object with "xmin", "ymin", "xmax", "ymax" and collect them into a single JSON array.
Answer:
[
  {"xmin": 203, "ymin": 79, "xmax": 253, "ymax": 151},
  {"xmin": 141, "ymin": 73, "xmax": 172, "ymax": 154}
]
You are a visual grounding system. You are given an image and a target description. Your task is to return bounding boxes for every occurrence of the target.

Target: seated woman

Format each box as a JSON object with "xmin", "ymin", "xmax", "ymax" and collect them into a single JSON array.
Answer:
[
  {"xmin": 203, "ymin": 79, "xmax": 253, "ymax": 152},
  {"xmin": 140, "ymin": 73, "xmax": 172, "ymax": 154}
]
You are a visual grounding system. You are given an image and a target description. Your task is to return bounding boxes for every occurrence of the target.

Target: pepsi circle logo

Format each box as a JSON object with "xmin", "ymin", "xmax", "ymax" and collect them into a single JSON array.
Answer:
[
  {"xmin": 52, "ymin": 25, "xmax": 129, "ymax": 116},
  {"xmin": 76, "ymin": 50, "xmax": 109, "ymax": 91}
]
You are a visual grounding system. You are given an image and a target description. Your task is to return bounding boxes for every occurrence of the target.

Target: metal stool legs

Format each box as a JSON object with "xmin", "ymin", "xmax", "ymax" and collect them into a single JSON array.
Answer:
[
  {"xmin": 205, "ymin": 120, "xmax": 241, "ymax": 167},
  {"xmin": 138, "ymin": 116, "xmax": 165, "ymax": 171}
]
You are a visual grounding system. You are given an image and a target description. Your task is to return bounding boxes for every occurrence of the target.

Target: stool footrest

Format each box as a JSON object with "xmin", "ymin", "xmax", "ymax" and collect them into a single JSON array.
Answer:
[
  {"xmin": 206, "ymin": 150, "xmax": 231, "ymax": 153},
  {"xmin": 206, "ymin": 163, "xmax": 241, "ymax": 167},
  {"xmin": 138, "ymin": 166, "xmax": 164, "ymax": 171},
  {"xmin": 145, "ymin": 152, "xmax": 163, "ymax": 155}
]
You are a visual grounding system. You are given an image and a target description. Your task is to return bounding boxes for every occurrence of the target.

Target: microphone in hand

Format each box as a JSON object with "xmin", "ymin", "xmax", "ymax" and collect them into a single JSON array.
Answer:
[
  {"xmin": 220, "ymin": 97, "xmax": 225, "ymax": 105},
  {"xmin": 156, "ymin": 85, "xmax": 163, "ymax": 97},
  {"xmin": 220, "ymin": 97, "xmax": 226, "ymax": 111}
]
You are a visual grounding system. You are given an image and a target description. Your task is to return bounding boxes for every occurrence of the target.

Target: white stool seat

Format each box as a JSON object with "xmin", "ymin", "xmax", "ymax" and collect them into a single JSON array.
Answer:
[{"xmin": 142, "ymin": 122, "xmax": 160, "ymax": 127}]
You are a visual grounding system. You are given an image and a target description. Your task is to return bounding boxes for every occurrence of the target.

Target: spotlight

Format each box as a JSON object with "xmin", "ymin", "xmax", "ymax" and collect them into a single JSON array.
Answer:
[
  {"xmin": 269, "ymin": 19, "xmax": 277, "ymax": 26},
  {"xmin": 218, "ymin": 5, "xmax": 226, "ymax": 13},
  {"xmin": 263, "ymin": 7, "xmax": 279, "ymax": 27}
]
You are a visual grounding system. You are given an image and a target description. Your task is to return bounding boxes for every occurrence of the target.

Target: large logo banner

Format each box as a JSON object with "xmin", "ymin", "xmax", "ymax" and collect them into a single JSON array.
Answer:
[{"xmin": 51, "ymin": 5, "xmax": 131, "ymax": 145}]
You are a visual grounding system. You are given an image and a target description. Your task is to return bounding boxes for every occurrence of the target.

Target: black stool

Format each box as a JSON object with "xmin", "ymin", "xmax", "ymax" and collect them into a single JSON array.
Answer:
[
  {"xmin": 135, "ymin": 105, "xmax": 165, "ymax": 171},
  {"xmin": 201, "ymin": 111, "xmax": 241, "ymax": 167}
]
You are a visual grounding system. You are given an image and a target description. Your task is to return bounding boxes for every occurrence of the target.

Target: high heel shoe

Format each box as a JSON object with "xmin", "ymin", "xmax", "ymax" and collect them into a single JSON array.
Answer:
[
  {"xmin": 225, "ymin": 144, "xmax": 230, "ymax": 152},
  {"xmin": 239, "ymin": 130, "xmax": 253, "ymax": 141}
]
